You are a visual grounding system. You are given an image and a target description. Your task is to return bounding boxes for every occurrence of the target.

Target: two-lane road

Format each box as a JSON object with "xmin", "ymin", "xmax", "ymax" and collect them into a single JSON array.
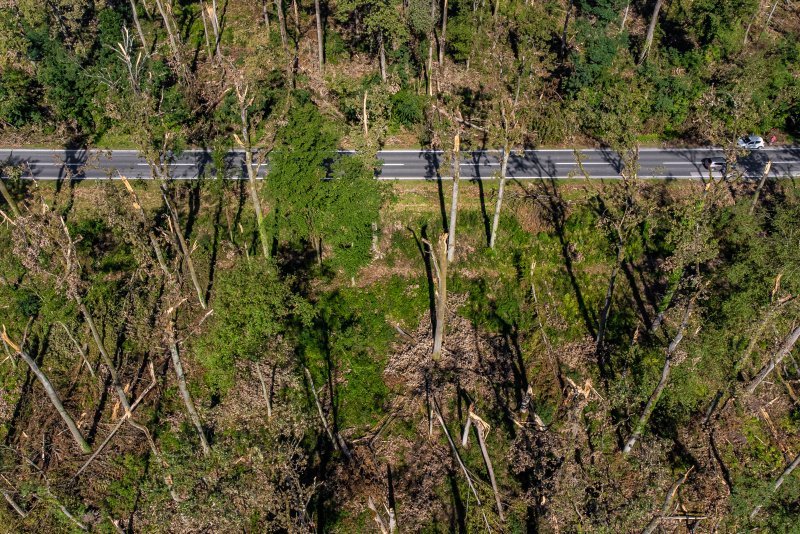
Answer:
[{"xmin": 1, "ymin": 147, "xmax": 798, "ymax": 181}]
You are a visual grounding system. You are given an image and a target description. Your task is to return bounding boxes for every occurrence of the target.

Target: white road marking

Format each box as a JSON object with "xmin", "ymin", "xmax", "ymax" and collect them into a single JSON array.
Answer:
[{"xmin": 382, "ymin": 163, "xmax": 405, "ymax": 166}]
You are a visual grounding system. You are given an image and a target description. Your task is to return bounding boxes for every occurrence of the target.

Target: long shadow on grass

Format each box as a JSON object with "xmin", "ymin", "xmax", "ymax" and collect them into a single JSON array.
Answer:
[
  {"xmin": 421, "ymin": 150, "xmax": 448, "ymax": 233},
  {"xmin": 204, "ymin": 184, "xmax": 226, "ymax": 304},
  {"xmin": 470, "ymin": 151, "xmax": 492, "ymax": 247},
  {"xmin": 519, "ymin": 176, "xmax": 597, "ymax": 339}
]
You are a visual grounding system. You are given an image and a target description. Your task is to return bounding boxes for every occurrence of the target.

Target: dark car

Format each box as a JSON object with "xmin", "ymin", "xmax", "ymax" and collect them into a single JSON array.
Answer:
[{"xmin": 702, "ymin": 157, "xmax": 726, "ymax": 172}]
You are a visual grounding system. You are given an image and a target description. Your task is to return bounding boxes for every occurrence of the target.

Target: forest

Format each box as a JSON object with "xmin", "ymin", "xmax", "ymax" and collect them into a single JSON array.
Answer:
[{"xmin": 1, "ymin": 0, "xmax": 800, "ymax": 532}]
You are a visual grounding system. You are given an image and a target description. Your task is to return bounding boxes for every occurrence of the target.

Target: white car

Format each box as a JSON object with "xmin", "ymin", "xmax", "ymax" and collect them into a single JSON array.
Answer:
[{"xmin": 737, "ymin": 135, "xmax": 765, "ymax": 149}]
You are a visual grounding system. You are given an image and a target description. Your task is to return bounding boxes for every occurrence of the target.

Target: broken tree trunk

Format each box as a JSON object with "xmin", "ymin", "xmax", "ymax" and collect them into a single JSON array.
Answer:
[
  {"xmin": 432, "ymin": 399, "xmax": 490, "ymax": 529},
  {"xmin": 255, "ymin": 362, "xmax": 273, "ymax": 419},
  {"xmin": 275, "ymin": 0, "xmax": 289, "ymax": 52},
  {"xmin": 749, "ymin": 160, "xmax": 772, "ymax": 215},
  {"xmin": 153, "ymin": 0, "xmax": 181, "ymax": 62},
  {"xmin": 746, "ymin": 324, "xmax": 800, "ymax": 394},
  {"xmin": 363, "ymin": 90, "xmax": 369, "ymax": 136},
  {"xmin": 120, "ymin": 176, "xmax": 171, "ymax": 277},
  {"xmin": 128, "ymin": 0, "xmax": 148, "ymax": 51},
  {"xmin": 74, "ymin": 363, "xmax": 157, "ymax": 478},
  {"xmin": 161, "ymin": 186, "xmax": 208, "ymax": 309},
  {"xmin": 78, "ymin": 300, "xmax": 132, "ymax": 414},
  {"xmin": 304, "ymin": 366, "xmax": 351, "ymax": 460},
  {"xmin": 623, "ymin": 297, "xmax": 694, "ymax": 454},
  {"xmin": 470, "ymin": 410, "xmax": 505, "ymax": 521},
  {"xmin": 368, "ymin": 496, "xmax": 388, "ymax": 533},
  {"xmin": 1, "ymin": 490, "xmax": 26, "ymax": 518},
  {"xmin": 314, "ymin": 0, "xmax": 324, "ymax": 71},
  {"xmin": 429, "ymin": 233, "xmax": 449, "ymax": 359},
  {"xmin": 446, "ymin": 130, "xmax": 461, "ymax": 263},
  {"xmin": 751, "ymin": 450, "xmax": 800, "ymax": 519},
  {"xmin": 642, "ymin": 467, "xmax": 693, "ymax": 534},
  {"xmin": 57, "ymin": 322, "xmax": 95, "ymax": 378},
  {"xmin": 0, "ymin": 178, "xmax": 21, "ymax": 218},
  {"xmin": 236, "ymin": 86, "xmax": 271, "ymax": 260},
  {"xmin": 2, "ymin": 327, "xmax": 91, "ymax": 453},
  {"xmin": 378, "ymin": 33, "xmax": 387, "ymax": 82},
  {"xmin": 638, "ymin": 0, "xmax": 664, "ymax": 64},
  {"xmin": 168, "ymin": 327, "xmax": 211, "ymax": 456}
]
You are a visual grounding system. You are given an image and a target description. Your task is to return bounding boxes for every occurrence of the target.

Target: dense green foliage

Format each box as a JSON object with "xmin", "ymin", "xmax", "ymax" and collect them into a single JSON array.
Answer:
[
  {"xmin": 0, "ymin": 0, "xmax": 797, "ymax": 145},
  {"xmin": 2, "ymin": 0, "xmax": 800, "ymax": 531}
]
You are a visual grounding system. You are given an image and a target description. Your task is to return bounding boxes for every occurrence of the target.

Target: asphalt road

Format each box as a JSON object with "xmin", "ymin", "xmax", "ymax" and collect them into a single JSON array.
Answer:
[{"xmin": 1, "ymin": 147, "xmax": 799, "ymax": 181}]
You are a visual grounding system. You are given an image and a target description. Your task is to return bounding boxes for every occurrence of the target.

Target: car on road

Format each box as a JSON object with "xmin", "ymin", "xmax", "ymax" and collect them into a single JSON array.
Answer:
[
  {"xmin": 702, "ymin": 157, "xmax": 726, "ymax": 172},
  {"xmin": 737, "ymin": 135, "xmax": 765, "ymax": 150}
]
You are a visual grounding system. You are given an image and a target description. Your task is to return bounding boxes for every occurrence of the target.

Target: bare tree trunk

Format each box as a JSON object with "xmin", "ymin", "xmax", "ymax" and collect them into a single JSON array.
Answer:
[
  {"xmin": 642, "ymin": 467, "xmax": 693, "ymax": 534},
  {"xmin": 470, "ymin": 411, "xmax": 504, "ymax": 521},
  {"xmin": 429, "ymin": 233, "xmax": 448, "ymax": 359},
  {"xmin": 58, "ymin": 322, "xmax": 94, "ymax": 378},
  {"xmin": 0, "ymin": 178, "xmax": 21, "ymax": 218},
  {"xmin": 128, "ymin": 420, "xmax": 182, "ymax": 502},
  {"xmin": 427, "ymin": 0, "xmax": 436, "ymax": 97},
  {"xmin": 378, "ymin": 33, "xmax": 387, "ymax": 82},
  {"xmin": 206, "ymin": 0, "xmax": 221, "ymax": 58},
  {"xmin": 749, "ymin": 160, "xmax": 772, "ymax": 215},
  {"xmin": 461, "ymin": 412, "xmax": 472, "ymax": 447},
  {"xmin": 1, "ymin": 490, "xmax": 26, "ymax": 518},
  {"xmin": 237, "ymin": 88, "xmax": 271, "ymax": 260},
  {"xmin": 746, "ymin": 324, "xmax": 800, "ymax": 394},
  {"xmin": 200, "ymin": 8, "xmax": 214, "ymax": 61},
  {"xmin": 762, "ymin": 0, "xmax": 780, "ymax": 36},
  {"xmin": 128, "ymin": 0, "xmax": 149, "ymax": 51},
  {"xmin": 751, "ymin": 450, "xmax": 800, "ymax": 519},
  {"xmin": 624, "ymin": 298, "xmax": 694, "ymax": 454},
  {"xmin": 78, "ymin": 300, "xmax": 132, "ymax": 414},
  {"xmin": 168, "ymin": 328, "xmax": 211, "ymax": 456},
  {"xmin": 255, "ymin": 362, "xmax": 273, "ymax": 419},
  {"xmin": 304, "ymin": 366, "xmax": 351, "ymax": 459},
  {"xmin": 153, "ymin": 0, "xmax": 181, "ymax": 61},
  {"xmin": 120, "ymin": 177, "xmax": 171, "ymax": 277},
  {"xmin": 446, "ymin": 131, "xmax": 460, "ymax": 263},
  {"xmin": 275, "ymin": 0, "xmax": 289, "ymax": 51},
  {"xmin": 743, "ymin": 0, "xmax": 766, "ymax": 46},
  {"xmin": 439, "ymin": 0, "xmax": 448, "ymax": 65},
  {"xmin": 595, "ymin": 240, "xmax": 624, "ymax": 354},
  {"xmin": 53, "ymin": 497, "xmax": 87, "ymax": 531},
  {"xmin": 620, "ymin": 1, "xmax": 630, "ymax": 33},
  {"xmin": 161, "ymin": 186, "xmax": 208, "ymax": 309},
  {"xmin": 432, "ymin": 399, "xmax": 490, "ymax": 529},
  {"xmin": 2, "ymin": 329, "xmax": 91, "ymax": 453},
  {"xmin": 638, "ymin": 0, "xmax": 664, "ymax": 64},
  {"xmin": 314, "ymin": 0, "xmax": 324, "ymax": 70},
  {"xmin": 362, "ymin": 90, "xmax": 369, "ymax": 136},
  {"xmin": 489, "ymin": 144, "xmax": 510, "ymax": 249},
  {"xmin": 368, "ymin": 497, "xmax": 390, "ymax": 534}
]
